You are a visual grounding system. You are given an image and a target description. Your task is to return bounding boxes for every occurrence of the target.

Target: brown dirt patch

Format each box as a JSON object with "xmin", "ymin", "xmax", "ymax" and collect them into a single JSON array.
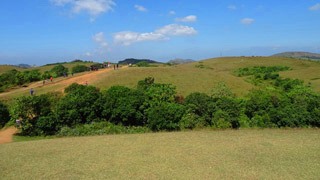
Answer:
[{"xmin": 0, "ymin": 127, "xmax": 17, "ymax": 144}]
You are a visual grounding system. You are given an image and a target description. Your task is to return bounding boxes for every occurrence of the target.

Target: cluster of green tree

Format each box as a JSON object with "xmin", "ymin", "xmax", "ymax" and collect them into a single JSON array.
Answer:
[
  {"xmin": 1, "ymin": 73, "xmax": 319, "ymax": 136},
  {"xmin": 0, "ymin": 64, "xmax": 91, "ymax": 92},
  {"xmin": 135, "ymin": 61, "xmax": 158, "ymax": 67},
  {"xmin": 235, "ymin": 66, "xmax": 290, "ymax": 80},
  {"xmin": 0, "ymin": 69, "xmax": 41, "ymax": 92}
]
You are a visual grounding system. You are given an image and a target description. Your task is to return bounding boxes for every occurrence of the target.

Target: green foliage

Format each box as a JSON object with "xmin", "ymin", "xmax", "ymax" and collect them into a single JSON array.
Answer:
[
  {"xmin": 42, "ymin": 71, "xmax": 52, "ymax": 80},
  {"xmin": 10, "ymin": 94, "xmax": 53, "ymax": 135},
  {"xmin": 179, "ymin": 110, "xmax": 206, "ymax": 130},
  {"xmin": 211, "ymin": 82, "xmax": 235, "ymax": 99},
  {"xmin": 0, "ymin": 101, "xmax": 10, "ymax": 128},
  {"xmin": 235, "ymin": 66, "xmax": 290, "ymax": 77},
  {"xmin": 136, "ymin": 61, "xmax": 150, "ymax": 67},
  {"xmin": 50, "ymin": 64, "xmax": 68, "ymax": 77},
  {"xmin": 137, "ymin": 77, "xmax": 154, "ymax": 91},
  {"xmin": 146, "ymin": 102, "xmax": 186, "ymax": 131},
  {"xmin": 0, "ymin": 69, "xmax": 41, "ymax": 92},
  {"xmin": 72, "ymin": 65, "xmax": 89, "ymax": 73},
  {"xmin": 274, "ymin": 78, "xmax": 304, "ymax": 91},
  {"xmin": 144, "ymin": 83, "xmax": 177, "ymax": 105},
  {"xmin": 57, "ymin": 122, "xmax": 150, "ymax": 136},
  {"xmin": 100, "ymin": 86, "xmax": 146, "ymax": 126},
  {"xmin": 56, "ymin": 83, "xmax": 101, "ymax": 127},
  {"xmin": 184, "ymin": 92, "xmax": 213, "ymax": 125},
  {"xmin": 8, "ymin": 75, "xmax": 320, "ymax": 137}
]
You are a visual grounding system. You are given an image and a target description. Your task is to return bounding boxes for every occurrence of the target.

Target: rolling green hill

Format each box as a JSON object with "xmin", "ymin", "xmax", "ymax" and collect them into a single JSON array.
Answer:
[
  {"xmin": 272, "ymin": 51, "xmax": 320, "ymax": 61},
  {"xmin": 1, "ymin": 56, "xmax": 320, "ymax": 102}
]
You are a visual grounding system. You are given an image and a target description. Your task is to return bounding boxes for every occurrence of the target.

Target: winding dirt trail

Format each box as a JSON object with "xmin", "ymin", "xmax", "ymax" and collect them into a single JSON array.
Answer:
[
  {"xmin": 0, "ymin": 66, "xmax": 127, "ymax": 99},
  {"xmin": 0, "ymin": 127, "xmax": 17, "ymax": 144},
  {"xmin": 0, "ymin": 66, "xmax": 127, "ymax": 143}
]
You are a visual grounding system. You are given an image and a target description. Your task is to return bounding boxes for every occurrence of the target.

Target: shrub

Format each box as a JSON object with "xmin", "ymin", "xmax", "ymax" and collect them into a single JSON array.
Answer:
[
  {"xmin": 72, "ymin": 65, "xmax": 89, "ymax": 74},
  {"xmin": 146, "ymin": 102, "xmax": 186, "ymax": 131},
  {"xmin": 184, "ymin": 92, "xmax": 213, "ymax": 124},
  {"xmin": 57, "ymin": 122, "xmax": 150, "ymax": 136},
  {"xmin": 50, "ymin": 64, "xmax": 68, "ymax": 77},
  {"xmin": 100, "ymin": 86, "xmax": 146, "ymax": 126},
  {"xmin": 56, "ymin": 83, "xmax": 101, "ymax": 127},
  {"xmin": 10, "ymin": 94, "xmax": 53, "ymax": 135},
  {"xmin": 0, "ymin": 101, "xmax": 10, "ymax": 128}
]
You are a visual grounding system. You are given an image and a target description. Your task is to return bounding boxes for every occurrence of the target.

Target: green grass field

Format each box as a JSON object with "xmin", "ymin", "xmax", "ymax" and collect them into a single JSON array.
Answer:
[
  {"xmin": 1, "ymin": 129, "xmax": 319, "ymax": 179},
  {"xmin": 1, "ymin": 57, "xmax": 320, "ymax": 103},
  {"xmin": 93, "ymin": 57, "xmax": 320, "ymax": 96}
]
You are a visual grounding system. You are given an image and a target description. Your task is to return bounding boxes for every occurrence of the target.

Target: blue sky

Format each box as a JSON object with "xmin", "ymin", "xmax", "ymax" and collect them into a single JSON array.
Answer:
[{"xmin": 0, "ymin": 0, "xmax": 320, "ymax": 65}]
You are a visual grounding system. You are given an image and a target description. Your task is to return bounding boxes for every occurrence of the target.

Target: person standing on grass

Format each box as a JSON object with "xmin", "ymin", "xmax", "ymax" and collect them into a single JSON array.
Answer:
[
  {"xmin": 50, "ymin": 76, "xmax": 53, "ymax": 82},
  {"xmin": 30, "ymin": 88, "xmax": 34, "ymax": 96}
]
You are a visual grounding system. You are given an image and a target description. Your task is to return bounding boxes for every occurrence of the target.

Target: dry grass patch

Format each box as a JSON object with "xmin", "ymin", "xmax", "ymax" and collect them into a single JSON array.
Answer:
[{"xmin": 1, "ymin": 129, "xmax": 319, "ymax": 179}]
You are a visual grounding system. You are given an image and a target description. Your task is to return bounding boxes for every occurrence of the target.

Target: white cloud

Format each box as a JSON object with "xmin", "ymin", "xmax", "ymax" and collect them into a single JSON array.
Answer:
[
  {"xmin": 113, "ymin": 24, "xmax": 197, "ymax": 46},
  {"xmin": 93, "ymin": 32, "xmax": 108, "ymax": 47},
  {"xmin": 155, "ymin": 24, "xmax": 197, "ymax": 36},
  {"xmin": 175, "ymin": 15, "xmax": 197, "ymax": 22},
  {"xmin": 309, "ymin": 3, "xmax": 320, "ymax": 11},
  {"xmin": 114, "ymin": 32, "xmax": 166, "ymax": 46},
  {"xmin": 85, "ymin": 52, "xmax": 92, "ymax": 56},
  {"xmin": 134, "ymin": 5, "xmax": 147, "ymax": 12},
  {"xmin": 169, "ymin": 10, "xmax": 176, "ymax": 15},
  {"xmin": 241, "ymin": 18, "xmax": 255, "ymax": 25},
  {"xmin": 51, "ymin": 0, "xmax": 115, "ymax": 19},
  {"xmin": 228, "ymin": 5, "xmax": 237, "ymax": 10}
]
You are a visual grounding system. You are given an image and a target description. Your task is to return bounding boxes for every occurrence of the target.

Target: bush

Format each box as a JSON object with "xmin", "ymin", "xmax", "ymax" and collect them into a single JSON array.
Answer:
[
  {"xmin": 0, "ymin": 101, "xmax": 10, "ymax": 128},
  {"xmin": 56, "ymin": 83, "xmax": 101, "ymax": 127},
  {"xmin": 10, "ymin": 94, "xmax": 53, "ymax": 135},
  {"xmin": 72, "ymin": 65, "xmax": 89, "ymax": 74},
  {"xmin": 57, "ymin": 122, "xmax": 150, "ymax": 136},
  {"xmin": 100, "ymin": 86, "xmax": 146, "ymax": 126},
  {"xmin": 50, "ymin": 64, "xmax": 68, "ymax": 77},
  {"xmin": 146, "ymin": 102, "xmax": 186, "ymax": 131}
]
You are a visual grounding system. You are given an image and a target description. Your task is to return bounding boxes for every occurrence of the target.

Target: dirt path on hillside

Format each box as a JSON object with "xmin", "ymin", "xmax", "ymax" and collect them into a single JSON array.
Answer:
[
  {"xmin": 0, "ymin": 127, "xmax": 17, "ymax": 144},
  {"xmin": 0, "ymin": 66, "xmax": 127, "ymax": 99}
]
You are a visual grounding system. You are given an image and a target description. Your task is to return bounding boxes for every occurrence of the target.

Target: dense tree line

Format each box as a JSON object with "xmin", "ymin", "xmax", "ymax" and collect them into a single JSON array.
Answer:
[
  {"xmin": 1, "ymin": 66, "xmax": 319, "ymax": 136},
  {"xmin": 1, "ymin": 74, "xmax": 318, "ymax": 136}
]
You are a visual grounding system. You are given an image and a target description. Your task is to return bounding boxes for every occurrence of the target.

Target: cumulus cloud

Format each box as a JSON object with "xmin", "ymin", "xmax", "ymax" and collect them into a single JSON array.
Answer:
[
  {"xmin": 93, "ymin": 32, "xmax": 108, "ymax": 47},
  {"xmin": 155, "ymin": 24, "xmax": 197, "ymax": 36},
  {"xmin": 113, "ymin": 24, "xmax": 197, "ymax": 46},
  {"xmin": 228, "ymin": 5, "xmax": 237, "ymax": 10},
  {"xmin": 134, "ymin": 5, "xmax": 147, "ymax": 12},
  {"xmin": 51, "ymin": 0, "xmax": 115, "ymax": 19},
  {"xmin": 114, "ymin": 32, "xmax": 166, "ymax": 46},
  {"xmin": 309, "ymin": 3, "xmax": 320, "ymax": 11},
  {"xmin": 175, "ymin": 15, "xmax": 197, "ymax": 22},
  {"xmin": 241, "ymin": 18, "xmax": 255, "ymax": 25}
]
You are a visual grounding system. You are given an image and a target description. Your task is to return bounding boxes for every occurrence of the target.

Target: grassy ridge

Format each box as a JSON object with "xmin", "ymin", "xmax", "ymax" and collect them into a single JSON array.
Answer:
[
  {"xmin": 1, "ymin": 129, "xmax": 319, "ymax": 179},
  {"xmin": 93, "ymin": 56, "xmax": 320, "ymax": 96},
  {"xmin": 1, "ymin": 56, "xmax": 320, "ymax": 102}
]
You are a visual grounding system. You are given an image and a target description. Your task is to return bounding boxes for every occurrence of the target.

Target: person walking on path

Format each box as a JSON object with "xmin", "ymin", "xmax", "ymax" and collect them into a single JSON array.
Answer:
[{"xmin": 50, "ymin": 76, "xmax": 53, "ymax": 82}]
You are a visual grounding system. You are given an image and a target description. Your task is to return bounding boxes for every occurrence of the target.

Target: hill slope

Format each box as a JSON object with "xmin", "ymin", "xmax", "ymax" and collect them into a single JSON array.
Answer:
[
  {"xmin": 1, "ymin": 56, "xmax": 320, "ymax": 102},
  {"xmin": 272, "ymin": 51, "xmax": 320, "ymax": 60}
]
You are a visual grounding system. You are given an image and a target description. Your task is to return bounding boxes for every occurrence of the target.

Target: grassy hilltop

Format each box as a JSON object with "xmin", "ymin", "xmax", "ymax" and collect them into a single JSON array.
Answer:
[{"xmin": 1, "ymin": 56, "xmax": 320, "ymax": 102}]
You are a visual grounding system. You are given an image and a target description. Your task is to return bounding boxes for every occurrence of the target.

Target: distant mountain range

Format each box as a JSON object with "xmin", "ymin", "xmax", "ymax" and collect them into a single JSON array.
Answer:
[
  {"xmin": 167, "ymin": 58, "xmax": 195, "ymax": 65},
  {"xmin": 272, "ymin": 52, "xmax": 320, "ymax": 60},
  {"xmin": 118, "ymin": 58, "xmax": 160, "ymax": 64}
]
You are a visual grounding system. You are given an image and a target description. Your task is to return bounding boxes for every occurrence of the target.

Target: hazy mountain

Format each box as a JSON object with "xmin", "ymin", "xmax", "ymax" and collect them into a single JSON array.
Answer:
[
  {"xmin": 272, "ymin": 52, "xmax": 320, "ymax": 61},
  {"xmin": 16, "ymin": 64, "xmax": 32, "ymax": 68},
  {"xmin": 118, "ymin": 58, "xmax": 160, "ymax": 64},
  {"xmin": 167, "ymin": 58, "xmax": 195, "ymax": 65}
]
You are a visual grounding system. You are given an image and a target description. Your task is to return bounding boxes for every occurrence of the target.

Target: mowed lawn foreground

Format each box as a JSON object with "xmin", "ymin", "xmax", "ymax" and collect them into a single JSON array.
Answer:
[{"xmin": 1, "ymin": 129, "xmax": 320, "ymax": 179}]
